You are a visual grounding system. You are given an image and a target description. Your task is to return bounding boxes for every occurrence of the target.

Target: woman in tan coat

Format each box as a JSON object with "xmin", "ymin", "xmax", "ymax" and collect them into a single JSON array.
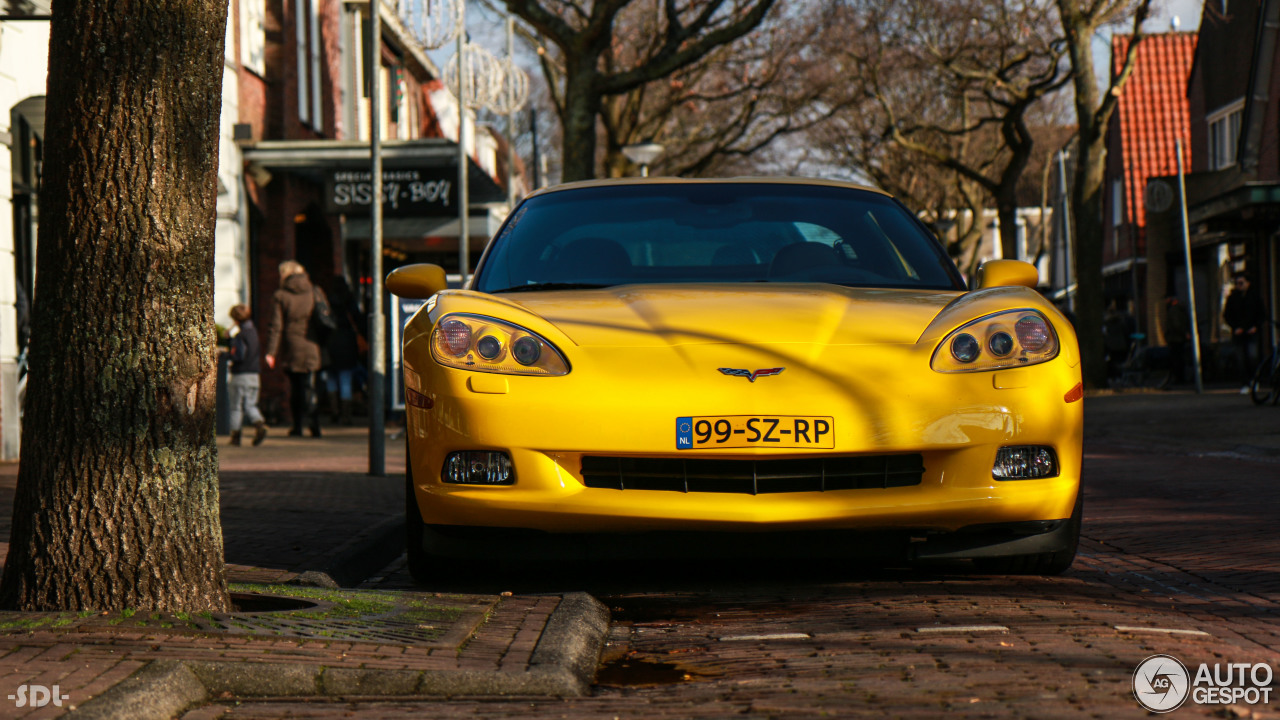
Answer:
[{"xmin": 265, "ymin": 260, "xmax": 325, "ymax": 437}]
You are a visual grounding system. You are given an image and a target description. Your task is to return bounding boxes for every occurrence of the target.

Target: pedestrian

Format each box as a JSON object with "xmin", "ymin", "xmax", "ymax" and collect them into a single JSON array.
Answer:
[
  {"xmin": 1103, "ymin": 297, "xmax": 1136, "ymax": 380},
  {"xmin": 264, "ymin": 260, "xmax": 326, "ymax": 437},
  {"xmin": 1223, "ymin": 273, "xmax": 1268, "ymax": 393},
  {"xmin": 227, "ymin": 304, "xmax": 268, "ymax": 446},
  {"xmin": 321, "ymin": 276, "xmax": 366, "ymax": 425},
  {"xmin": 1162, "ymin": 294, "xmax": 1192, "ymax": 384}
]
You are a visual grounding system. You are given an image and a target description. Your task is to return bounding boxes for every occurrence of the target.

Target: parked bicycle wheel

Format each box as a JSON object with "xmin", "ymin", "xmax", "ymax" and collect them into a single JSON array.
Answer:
[{"xmin": 1249, "ymin": 352, "xmax": 1280, "ymax": 405}]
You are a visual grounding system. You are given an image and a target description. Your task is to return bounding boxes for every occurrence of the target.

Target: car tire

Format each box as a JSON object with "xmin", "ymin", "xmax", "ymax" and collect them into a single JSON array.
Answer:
[
  {"xmin": 973, "ymin": 490, "xmax": 1082, "ymax": 576},
  {"xmin": 404, "ymin": 474, "xmax": 434, "ymax": 585},
  {"xmin": 405, "ymin": 457, "xmax": 475, "ymax": 585}
]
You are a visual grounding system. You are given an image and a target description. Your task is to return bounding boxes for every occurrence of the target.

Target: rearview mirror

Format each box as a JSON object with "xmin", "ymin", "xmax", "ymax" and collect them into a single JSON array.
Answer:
[
  {"xmin": 386, "ymin": 264, "xmax": 447, "ymax": 299},
  {"xmin": 975, "ymin": 260, "xmax": 1039, "ymax": 290}
]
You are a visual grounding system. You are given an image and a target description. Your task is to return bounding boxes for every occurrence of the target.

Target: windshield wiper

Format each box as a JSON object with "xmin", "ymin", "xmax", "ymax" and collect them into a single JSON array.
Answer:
[{"xmin": 486, "ymin": 282, "xmax": 613, "ymax": 294}]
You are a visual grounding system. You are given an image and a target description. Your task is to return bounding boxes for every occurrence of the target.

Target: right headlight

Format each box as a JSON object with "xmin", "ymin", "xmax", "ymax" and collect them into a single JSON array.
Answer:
[
  {"xmin": 430, "ymin": 313, "xmax": 570, "ymax": 376},
  {"xmin": 930, "ymin": 309, "xmax": 1059, "ymax": 373}
]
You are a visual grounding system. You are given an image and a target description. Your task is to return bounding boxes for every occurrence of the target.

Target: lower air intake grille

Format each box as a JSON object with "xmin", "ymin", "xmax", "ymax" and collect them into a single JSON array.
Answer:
[{"xmin": 581, "ymin": 454, "xmax": 925, "ymax": 494}]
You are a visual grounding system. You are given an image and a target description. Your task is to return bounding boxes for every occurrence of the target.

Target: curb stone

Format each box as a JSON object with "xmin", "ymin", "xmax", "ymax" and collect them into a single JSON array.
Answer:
[
  {"xmin": 528, "ymin": 591, "xmax": 612, "ymax": 694},
  {"xmin": 64, "ymin": 660, "xmax": 207, "ymax": 720},
  {"xmin": 63, "ymin": 592, "xmax": 610, "ymax": 718}
]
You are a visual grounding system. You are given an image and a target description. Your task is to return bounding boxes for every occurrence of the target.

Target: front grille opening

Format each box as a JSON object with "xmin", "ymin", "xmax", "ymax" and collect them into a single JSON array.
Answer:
[{"xmin": 581, "ymin": 454, "xmax": 925, "ymax": 494}]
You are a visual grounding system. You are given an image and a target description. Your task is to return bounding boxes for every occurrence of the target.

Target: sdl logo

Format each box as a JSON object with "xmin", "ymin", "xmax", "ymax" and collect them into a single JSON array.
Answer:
[{"xmin": 8, "ymin": 684, "xmax": 70, "ymax": 708}]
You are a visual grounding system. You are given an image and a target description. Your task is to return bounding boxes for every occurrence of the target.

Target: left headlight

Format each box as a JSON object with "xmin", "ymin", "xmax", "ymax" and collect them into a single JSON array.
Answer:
[
  {"xmin": 430, "ymin": 313, "xmax": 570, "ymax": 376},
  {"xmin": 930, "ymin": 309, "xmax": 1059, "ymax": 373}
]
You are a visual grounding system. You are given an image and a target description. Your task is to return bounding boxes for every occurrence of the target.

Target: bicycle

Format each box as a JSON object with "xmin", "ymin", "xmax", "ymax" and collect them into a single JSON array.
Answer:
[
  {"xmin": 1248, "ymin": 321, "xmax": 1280, "ymax": 405},
  {"xmin": 1110, "ymin": 333, "xmax": 1172, "ymax": 391}
]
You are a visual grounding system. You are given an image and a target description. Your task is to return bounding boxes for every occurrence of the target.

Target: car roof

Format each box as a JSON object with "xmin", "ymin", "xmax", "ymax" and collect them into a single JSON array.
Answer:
[{"xmin": 523, "ymin": 176, "xmax": 892, "ymax": 201}]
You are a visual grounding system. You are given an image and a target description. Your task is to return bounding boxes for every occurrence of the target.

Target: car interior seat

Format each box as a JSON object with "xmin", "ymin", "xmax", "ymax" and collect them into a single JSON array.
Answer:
[
  {"xmin": 711, "ymin": 244, "xmax": 761, "ymax": 265},
  {"xmin": 768, "ymin": 242, "xmax": 841, "ymax": 278},
  {"xmin": 553, "ymin": 236, "xmax": 633, "ymax": 280}
]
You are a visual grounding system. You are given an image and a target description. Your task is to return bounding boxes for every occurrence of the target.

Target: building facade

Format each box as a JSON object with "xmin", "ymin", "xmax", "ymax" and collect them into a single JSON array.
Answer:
[
  {"xmin": 234, "ymin": 0, "xmax": 515, "ymax": 416},
  {"xmin": 0, "ymin": 7, "xmax": 49, "ymax": 460},
  {"xmin": 1180, "ymin": 0, "xmax": 1280, "ymax": 370},
  {"xmin": 0, "ymin": 0, "xmax": 522, "ymax": 454},
  {"xmin": 1101, "ymin": 32, "xmax": 1197, "ymax": 343}
]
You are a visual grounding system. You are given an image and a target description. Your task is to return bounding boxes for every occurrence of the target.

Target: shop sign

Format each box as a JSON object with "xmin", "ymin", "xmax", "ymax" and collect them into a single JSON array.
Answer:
[{"xmin": 325, "ymin": 169, "xmax": 456, "ymax": 216}]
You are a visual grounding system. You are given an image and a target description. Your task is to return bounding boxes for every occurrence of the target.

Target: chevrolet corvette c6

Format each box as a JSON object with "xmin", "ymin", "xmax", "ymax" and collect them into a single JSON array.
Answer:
[{"xmin": 387, "ymin": 178, "xmax": 1083, "ymax": 579}]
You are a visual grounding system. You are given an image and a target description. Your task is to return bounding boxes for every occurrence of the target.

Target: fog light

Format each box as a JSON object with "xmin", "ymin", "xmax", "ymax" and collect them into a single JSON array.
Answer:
[
  {"xmin": 443, "ymin": 452, "xmax": 514, "ymax": 485},
  {"xmin": 992, "ymin": 446, "xmax": 1058, "ymax": 479}
]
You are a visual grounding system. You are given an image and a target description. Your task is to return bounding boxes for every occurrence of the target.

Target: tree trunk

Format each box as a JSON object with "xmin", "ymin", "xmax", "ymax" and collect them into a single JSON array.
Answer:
[
  {"xmin": 1060, "ymin": 14, "xmax": 1110, "ymax": 391},
  {"xmin": 0, "ymin": 1, "xmax": 231, "ymax": 612},
  {"xmin": 561, "ymin": 65, "xmax": 602, "ymax": 182},
  {"xmin": 996, "ymin": 191, "xmax": 1022, "ymax": 262},
  {"xmin": 1057, "ymin": 0, "xmax": 1150, "ymax": 390},
  {"xmin": 1072, "ymin": 130, "xmax": 1111, "ymax": 390}
]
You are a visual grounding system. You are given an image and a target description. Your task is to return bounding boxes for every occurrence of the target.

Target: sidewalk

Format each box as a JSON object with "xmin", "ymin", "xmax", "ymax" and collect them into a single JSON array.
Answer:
[
  {"xmin": 1085, "ymin": 386, "xmax": 1280, "ymax": 458},
  {"xmin": 0, "ymin": 424, "xmax": 609, "ymax": 718}
]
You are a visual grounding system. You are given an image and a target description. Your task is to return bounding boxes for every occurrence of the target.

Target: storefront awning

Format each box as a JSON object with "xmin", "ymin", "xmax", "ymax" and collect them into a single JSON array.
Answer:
[
  {"xmin": 341, "ymin": 212, "xmax": 505, "ymax": 251},
  {"xmin": 241, "ymin": 139, "xmax": 508, "ymax": 228}
]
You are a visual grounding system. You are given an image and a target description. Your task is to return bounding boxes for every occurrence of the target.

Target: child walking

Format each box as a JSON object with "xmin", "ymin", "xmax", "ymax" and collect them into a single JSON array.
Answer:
[{"xmin": 228, "ymin": 304, "xmax": 268, "ymax": 446}]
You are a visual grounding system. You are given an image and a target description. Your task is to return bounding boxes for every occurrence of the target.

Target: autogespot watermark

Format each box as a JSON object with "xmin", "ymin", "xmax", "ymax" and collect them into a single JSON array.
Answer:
[
  {"xmin": 1133, "ymin": 654, "xmax": 1274, "ymax": 713},
  {"xmin": 8, "ymin": 684, "xmax": 70, "ymax": 708}
]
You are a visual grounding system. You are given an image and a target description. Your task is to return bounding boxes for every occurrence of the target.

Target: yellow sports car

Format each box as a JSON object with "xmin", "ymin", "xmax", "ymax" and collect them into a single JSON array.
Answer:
[{"xmin": 388, "ymin": 178, "xmax": 1083, "ymax": 578}]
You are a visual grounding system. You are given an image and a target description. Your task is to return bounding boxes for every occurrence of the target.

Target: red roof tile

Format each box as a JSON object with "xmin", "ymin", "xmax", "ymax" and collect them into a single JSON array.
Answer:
[{"xmin": 1111, "ymin": 32, "xmax": 1198, "ymax": 232}]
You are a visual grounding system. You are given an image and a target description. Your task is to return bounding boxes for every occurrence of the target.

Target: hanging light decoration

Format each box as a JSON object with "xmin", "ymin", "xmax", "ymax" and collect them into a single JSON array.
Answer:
[
  {"xmin": 398, "ymin": 0, "xmax": 463, "ymax": 50},
  {"xmin": 444, "ymin": 42, "xmax": 503, "ymax": 110},
  {"xmin": 488, "ymin": 57, "xmax": 529, "ymax": 115}
]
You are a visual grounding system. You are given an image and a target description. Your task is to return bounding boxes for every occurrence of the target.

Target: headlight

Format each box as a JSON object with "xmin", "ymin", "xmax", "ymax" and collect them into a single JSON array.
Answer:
[
  {"xmin": 931, "ymin": 310, "xmax": 1059, "ymax": 373},
  {"xmin": 430, "ymin": 313, "xmax": 569, "ymax": 376}
]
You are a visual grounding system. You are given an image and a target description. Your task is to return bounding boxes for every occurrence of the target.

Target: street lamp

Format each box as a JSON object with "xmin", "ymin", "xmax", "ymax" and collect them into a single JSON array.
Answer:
[{"xmin": 622, "ymin": 141, "xmax": 664, "ymax": 177}]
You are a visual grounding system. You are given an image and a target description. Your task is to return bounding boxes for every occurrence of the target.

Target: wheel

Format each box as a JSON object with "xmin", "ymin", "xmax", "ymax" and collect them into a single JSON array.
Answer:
[
  {"xmin": 405, "ymin": 456, "xmax": 472, "ymax": 585},
  {"xmin": 1249, "ymin": 361, "xmax": 1276, "ymax": 405},
  {"xmin": 1147, "ymin": 369, "xmax": 1172, "ymax": 390},
  {"xmin": 404, "ymin": 474, "xmax": 433, "ymax": 585},
  {"xmin": 973, "ymin": 490, "xmax": 1082, "ymax": 576}
]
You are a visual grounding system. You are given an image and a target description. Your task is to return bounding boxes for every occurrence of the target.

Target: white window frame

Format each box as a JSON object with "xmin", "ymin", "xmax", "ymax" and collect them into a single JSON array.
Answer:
[
  {"xmin": 309, "ymin": 0, "xmax": 323, "ymax": 132},
  {"xmin": 296, "ymin": 0, "xmax": 310, "ymax": 125},
  {"xmin": 240, "ymin": 0, "xmax": 266, "ymax": 76},
  {"xmin": 1207, "ymin": 98, "xmax": 1245, "ymax": 170},
  {"xmin": 1111, "ymin": 178, "xmax": 1123, "ymax": 228}
]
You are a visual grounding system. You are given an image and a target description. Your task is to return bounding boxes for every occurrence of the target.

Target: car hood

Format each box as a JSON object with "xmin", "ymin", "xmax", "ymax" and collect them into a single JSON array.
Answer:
[{"xmin": 499, "ymin": 284, "xmax": 959, "ymax": 348}]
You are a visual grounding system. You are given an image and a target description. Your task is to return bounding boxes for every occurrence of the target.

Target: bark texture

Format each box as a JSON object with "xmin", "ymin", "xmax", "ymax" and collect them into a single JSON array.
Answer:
[{"xmin": 0, "ymin": 0, "xmax": 231, "ymax": 611}]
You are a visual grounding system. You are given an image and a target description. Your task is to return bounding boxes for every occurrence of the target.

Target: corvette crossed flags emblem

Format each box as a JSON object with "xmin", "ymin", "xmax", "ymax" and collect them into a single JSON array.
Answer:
[{"xmin": 718, "ymin": 367, "xmax": 785, "ymax": 382}]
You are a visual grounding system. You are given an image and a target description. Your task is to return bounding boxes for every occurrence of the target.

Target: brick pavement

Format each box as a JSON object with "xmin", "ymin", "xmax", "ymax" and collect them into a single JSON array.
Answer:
[
  {"xmin": 0, "ymin": 426, "xmax": 407, "ymax": 585},
  {"xmin": 1, "ymin": 391, "xmax": 1279, "ymax": 719},
  {"xmin": 185, "ymin": 391, "xmax": 1280, "ymax": 719},
  {"xmin": 0, "ymin": 426, "xmax": 561, "ymax": 717}
]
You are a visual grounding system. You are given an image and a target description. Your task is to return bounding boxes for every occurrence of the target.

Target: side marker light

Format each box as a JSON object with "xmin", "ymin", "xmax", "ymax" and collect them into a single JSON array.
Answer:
[{"xmin": 1064, "ymin": 383, "xmax": 1083, "ymax": 403}]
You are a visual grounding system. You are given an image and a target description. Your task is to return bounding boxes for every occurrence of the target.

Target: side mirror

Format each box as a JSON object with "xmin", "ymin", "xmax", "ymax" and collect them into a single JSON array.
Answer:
[
  {"xmin": 975, "ymin": 260, "xmax": 1039, "ymax": 290},
  {"xmin": 386, "ymin": 264, "xmax": 447, "ymax": 299}
]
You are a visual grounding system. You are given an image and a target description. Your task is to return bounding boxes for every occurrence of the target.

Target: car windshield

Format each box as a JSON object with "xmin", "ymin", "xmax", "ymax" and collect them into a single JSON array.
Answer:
[{"xmin": 474, "ymin": 183, "xmax": 965, "ymax": 293}]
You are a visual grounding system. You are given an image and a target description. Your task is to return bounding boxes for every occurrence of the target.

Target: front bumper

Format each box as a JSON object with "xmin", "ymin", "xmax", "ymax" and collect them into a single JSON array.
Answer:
[{"xmin": 404, "ymin": 343, "xmax": 1084, "ymax": 536}]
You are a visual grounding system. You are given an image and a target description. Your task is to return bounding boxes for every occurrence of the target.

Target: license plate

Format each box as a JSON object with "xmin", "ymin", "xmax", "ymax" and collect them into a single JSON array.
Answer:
[{"xmin": 676, "ymin": 415, "xmax": 834, "ymax": 450}]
